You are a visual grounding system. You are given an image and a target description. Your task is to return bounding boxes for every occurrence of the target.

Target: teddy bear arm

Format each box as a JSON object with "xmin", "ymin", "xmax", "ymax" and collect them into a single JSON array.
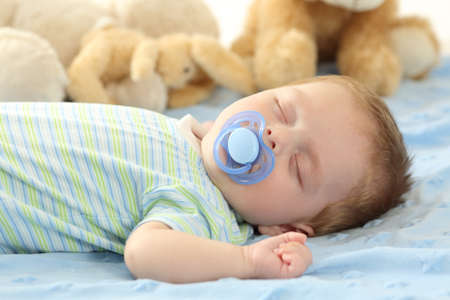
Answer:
[
  {"xmin": 337, "ymin": 33, "xmax": 402, "ymax": 96},
  {"xmin": 67, "ymin": 38, "xmax": 115, "ymax": 104},
  {"xmin": 191, "ymin": 35, "xmax": 255, "ymax": 95},
  {"xmin": 339, "ymin": 0, "xmax": 397, "ymax": 49},
  {"xmin": 337, "ymin": 0, "xmax": 403, "ymax": 95},
  {"xmin": 168, "ymin": 80, "xmax": 215, "ymax": 108},
  {"xmin": 249, "ymin": 0, "xmax": 317, "ymax": 89},
  {"xmin": 67, "ymin": 69, "xmax": 114, "ymax": 104},
  {"xmin": 70, "ymin": 37, "xmax": 113, "ymax": 77},
  {"xmin": 257, "ymin": 0, "xmax": 314, "ymax": 34},
  {"xmin": 130, "ymin": 38, "xmax": 159, "ymax": 82}
]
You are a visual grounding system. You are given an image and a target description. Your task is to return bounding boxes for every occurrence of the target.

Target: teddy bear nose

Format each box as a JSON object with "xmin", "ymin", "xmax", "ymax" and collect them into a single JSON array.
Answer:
[{"xmin": 183, "ymin": 67, "xmax": 191, "ymax": 73}]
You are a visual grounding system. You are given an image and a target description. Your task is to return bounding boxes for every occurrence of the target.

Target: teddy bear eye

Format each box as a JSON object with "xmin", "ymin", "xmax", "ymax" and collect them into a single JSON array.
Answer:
[{"xmin": 183, "ymin": 67, "xmax": 191, "ymax": 74}]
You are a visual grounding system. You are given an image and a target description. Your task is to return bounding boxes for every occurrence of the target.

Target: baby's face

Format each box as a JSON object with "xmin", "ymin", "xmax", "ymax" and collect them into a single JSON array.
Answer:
[{"xmin": 201, "ymin": 81, "xmax": 372, "ymax": 227}]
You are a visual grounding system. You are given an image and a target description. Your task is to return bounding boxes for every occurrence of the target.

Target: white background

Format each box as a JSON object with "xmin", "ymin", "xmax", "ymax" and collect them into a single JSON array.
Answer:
[{"xmin": 204, "ymin": 0, "xmax": 450, "ymax": 54}]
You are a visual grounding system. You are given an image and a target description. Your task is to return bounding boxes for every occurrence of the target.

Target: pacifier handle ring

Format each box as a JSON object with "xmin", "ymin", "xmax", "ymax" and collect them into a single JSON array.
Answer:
[{"xmin": 213, "ymin": 110, "xmax": 276, "ymax": 184}]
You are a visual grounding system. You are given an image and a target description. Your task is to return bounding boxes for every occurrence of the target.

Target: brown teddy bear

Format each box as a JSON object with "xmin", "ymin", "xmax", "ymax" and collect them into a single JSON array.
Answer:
[
  {"xmin": 67, "ymin": 26, "xmax": 255, "ymax": 109},
  {"xmin": 231, "ymin": 0, "xmax": 440, "ymax": 96}
]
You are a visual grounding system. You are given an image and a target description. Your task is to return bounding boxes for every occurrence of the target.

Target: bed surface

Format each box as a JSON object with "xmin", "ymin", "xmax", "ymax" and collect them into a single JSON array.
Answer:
[{"xmin": 1, "ymin": 57, "xmax": 449, "ymax": 299}]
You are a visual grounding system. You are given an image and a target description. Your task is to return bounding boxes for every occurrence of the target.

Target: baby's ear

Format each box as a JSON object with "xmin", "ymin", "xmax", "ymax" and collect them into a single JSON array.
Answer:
[{"xmin": 258, "ymin": 223, "xmax": 315, "ymax": 237}]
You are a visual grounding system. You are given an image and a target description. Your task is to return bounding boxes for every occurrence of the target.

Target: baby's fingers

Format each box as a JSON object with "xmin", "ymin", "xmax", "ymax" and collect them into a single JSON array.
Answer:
[
  {"xmin": 273, "ymin": 242, "xmax": 297, "ymax": 255},
  {"xmin": 283, "ymin": 244, "xmax": 313, "ymax": 276},
  {"xmin": 281, "ymin": 253, "xmax": 294, "ymax": 265},
  {"xmin": 281, "ymin": 231, "xmax": 307, "ymax": 244},
  {"xmin": 281, "ymin": 241, "xmax": 303, "ymax": 250},
  {"xmin": 274, "ymin": 240, "xmax": 305, "ymax": 256},
  {"xmin": 262, "ymin": 231, "xmax": 306, "ymax": 252}
]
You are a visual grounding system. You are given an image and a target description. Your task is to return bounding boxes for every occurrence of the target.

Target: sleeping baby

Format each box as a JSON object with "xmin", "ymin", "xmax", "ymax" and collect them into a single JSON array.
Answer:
[{"xmin": 0, "ymin": 75, "xmax": 412, "ymax": 283}]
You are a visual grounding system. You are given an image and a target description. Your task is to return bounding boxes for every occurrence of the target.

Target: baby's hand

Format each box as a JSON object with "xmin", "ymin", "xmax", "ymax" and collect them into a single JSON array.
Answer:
[{"xmin": 245, "ymin": 232, "xmax": 312, "ymax": 279}]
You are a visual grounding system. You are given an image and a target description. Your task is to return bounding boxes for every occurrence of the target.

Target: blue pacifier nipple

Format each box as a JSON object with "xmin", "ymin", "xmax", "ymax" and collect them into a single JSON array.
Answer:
[
  {"xmin": 228, "ymin": 128, "xmax": 259, "ymax": 165},
  {"xmin": 213, "ymin": 111, "xmax": 275, "ymax": 185}
]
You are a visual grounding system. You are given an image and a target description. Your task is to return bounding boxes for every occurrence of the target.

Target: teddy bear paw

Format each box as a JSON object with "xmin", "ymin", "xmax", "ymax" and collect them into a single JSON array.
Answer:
[
  {"xmin": 339, "ymin": 44, "xmax": 402, "ymax": 96},
  {"xmin": 254, "ymin": 29, "xmax": 317, "ymax": 90},
  {"xmin": 389, "ymin": 17, "xmax": 439, "ymax": 80}
]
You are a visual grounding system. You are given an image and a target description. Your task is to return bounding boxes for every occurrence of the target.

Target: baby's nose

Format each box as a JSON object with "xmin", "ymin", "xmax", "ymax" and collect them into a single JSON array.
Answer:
[
  {"xmin": 264, "ymin": 127, "xmax": 278, "ymax": 153},
  {"xmin": 264, "ymin": 126, "xmax": 297, "ymax": 155},
  {"xmin": 263, "ymin": 128, "xmax": 276, "ymax": 151}
]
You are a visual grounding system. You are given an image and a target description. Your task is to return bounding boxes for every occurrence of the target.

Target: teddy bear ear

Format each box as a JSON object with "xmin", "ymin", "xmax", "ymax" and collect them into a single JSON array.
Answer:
[
  {"xmin": 130, "ymin": 38, "xmax": 159, "ymax": 82},
  {"xmin": 190, "ymin": 34, "xmax": 255, "ymax": 95}
]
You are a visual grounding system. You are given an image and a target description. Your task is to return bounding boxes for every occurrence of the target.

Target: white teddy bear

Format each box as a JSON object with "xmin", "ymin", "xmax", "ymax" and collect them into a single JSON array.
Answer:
[
  {"xmin": 1, "ymin": 0, "xmax": 109, "ymax": 67},
  {"xmin": 96, "ymin": 0, "xmax": 219, "ymax": 38},
  {"xmin": 0, "ymin": 0, "xmax": 108, "ymax": 102},
  {"xmin": 0, "ymin": 27, "xmax": 67, "ymax": 102}
]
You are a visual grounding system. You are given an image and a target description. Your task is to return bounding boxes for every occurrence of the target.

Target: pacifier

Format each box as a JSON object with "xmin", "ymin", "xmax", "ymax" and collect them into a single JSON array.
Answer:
[{"xmin": 213, "ymin": 111, "xmax": 275, "ymax": 185}]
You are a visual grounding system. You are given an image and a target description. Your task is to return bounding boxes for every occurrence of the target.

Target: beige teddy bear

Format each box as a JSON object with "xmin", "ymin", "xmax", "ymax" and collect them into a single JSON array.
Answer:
[
  {"xmin": 232, "ymin": 0, "xmax": 440, "ymax": 96},
  {"xmin": 67, "ymin": 26, "xmax": 254, "ymax": 110}
]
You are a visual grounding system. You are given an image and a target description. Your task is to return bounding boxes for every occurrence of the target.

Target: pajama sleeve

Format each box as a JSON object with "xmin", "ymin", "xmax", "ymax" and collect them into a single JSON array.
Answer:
[{"xmin": 135, "ymin": 184, "xmax": 254, "ymax": 244}]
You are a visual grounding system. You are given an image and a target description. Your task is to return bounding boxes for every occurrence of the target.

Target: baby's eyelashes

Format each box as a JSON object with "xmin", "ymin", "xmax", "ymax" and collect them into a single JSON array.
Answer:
[
  {"xmin": 274, "ymin": 97, "xmax": 288, "ymax": 124},
  {"xmin": 294, "ymin": 155, "xmax": 303, "ymax": 187}
]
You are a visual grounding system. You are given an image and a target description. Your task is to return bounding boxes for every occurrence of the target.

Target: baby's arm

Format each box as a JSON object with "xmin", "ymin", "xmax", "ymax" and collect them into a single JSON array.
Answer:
[{"xmin": 124, "ymin": 221, "xmax": 312, "ymax": 283}]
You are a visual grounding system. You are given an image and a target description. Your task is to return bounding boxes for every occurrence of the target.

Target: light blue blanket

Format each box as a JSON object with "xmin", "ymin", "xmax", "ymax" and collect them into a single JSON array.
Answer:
[{"xmin": 1, "ymin": 58, "xmax": 449, "ymax": 300}]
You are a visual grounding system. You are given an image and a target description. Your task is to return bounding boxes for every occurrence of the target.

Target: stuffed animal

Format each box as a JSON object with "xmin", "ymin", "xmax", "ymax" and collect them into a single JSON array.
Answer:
[
  {"xmin": 0, "ymin": 0, "xmax": 109, "ymax": 67},
  {"xmin": 96, "ymin": 0, "xmax": 219, "ymax": 39},
  {"xmin": 231, "ymin": 0, "xmax": 440, "ymax": 96},
  {"xmin": 1, "ymin": 0, "xmax": 218, "ymax": 68},
  {"xmin": 0, "ymin": 27, "xmax": 67, "ymax": 102},
  {"xmin": 67, "ymin": 26, "xmax": 255, "ymax": 109},
  {"xmin": 105, "ymin": 72, "xmax": 168, "ymax": 112},
  {"xmin": 0, "ymin": 0, "xmax": 220, "ymax": 106}
]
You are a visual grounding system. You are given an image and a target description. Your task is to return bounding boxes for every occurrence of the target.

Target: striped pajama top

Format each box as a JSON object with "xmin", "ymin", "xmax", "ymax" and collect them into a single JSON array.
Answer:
[{"xmin": 0, "ymin": 103, "xmax": 253, "ymax": 254}]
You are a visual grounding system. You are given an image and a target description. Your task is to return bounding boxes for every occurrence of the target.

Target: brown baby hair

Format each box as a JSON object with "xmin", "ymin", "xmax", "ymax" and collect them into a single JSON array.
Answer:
[{"xmin": 290, "ymin": 75, "xmax": 413, "ymax": 236}]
